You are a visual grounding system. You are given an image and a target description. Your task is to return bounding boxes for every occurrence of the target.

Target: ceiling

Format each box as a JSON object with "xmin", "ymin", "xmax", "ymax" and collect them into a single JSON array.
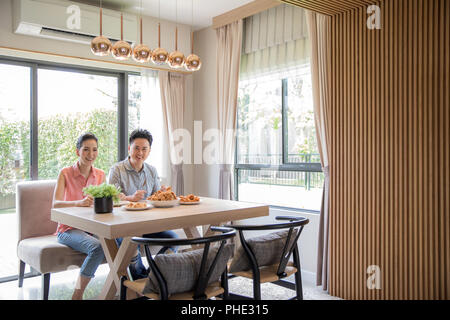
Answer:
[{"xmin": 72, "ymin": 0, "xmax": 255, "ymax": 30}]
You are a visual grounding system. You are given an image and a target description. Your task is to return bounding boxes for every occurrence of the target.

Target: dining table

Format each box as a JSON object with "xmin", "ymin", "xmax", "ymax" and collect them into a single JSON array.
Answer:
[{"xmin": 50, "ymin": 197, "xmax": 269, "ymax": 300}]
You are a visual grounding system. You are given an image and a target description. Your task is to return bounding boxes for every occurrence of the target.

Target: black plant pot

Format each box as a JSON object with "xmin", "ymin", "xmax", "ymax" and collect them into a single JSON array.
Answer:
[{"xmin": 94, "ymin": 197, "xmax": 113, "ymax": 214}]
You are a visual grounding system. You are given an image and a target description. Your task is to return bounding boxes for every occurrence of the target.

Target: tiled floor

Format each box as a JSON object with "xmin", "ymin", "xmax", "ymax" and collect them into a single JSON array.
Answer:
[{"xmin": 0, "ymin": 263, "xmax": 339, "ymax": 300}]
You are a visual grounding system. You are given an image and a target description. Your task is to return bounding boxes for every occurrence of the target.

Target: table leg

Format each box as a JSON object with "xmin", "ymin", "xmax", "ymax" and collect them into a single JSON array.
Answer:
[{"xmin": 98, "ymin": 237, "xmax": 137, "ymax": 300}]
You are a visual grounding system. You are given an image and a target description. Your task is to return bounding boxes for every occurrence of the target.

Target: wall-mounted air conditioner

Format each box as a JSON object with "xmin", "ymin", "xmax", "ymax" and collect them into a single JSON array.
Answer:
[{"xmin": 13, "ymin": 0, "xmax": 137, "ymax": 45}]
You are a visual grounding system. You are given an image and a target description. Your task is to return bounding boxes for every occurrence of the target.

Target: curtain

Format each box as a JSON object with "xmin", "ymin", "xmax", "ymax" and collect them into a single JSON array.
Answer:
[
  {"xmin": 306, "ymin": 11, "xmax": 331, "ymax": 291},
  {"xmin": 216, "ymin": 20, "xmax": 243, "ymax": 200},
  {"xmin": 159, "ymin": 70, "xmax": 185, "ymax": 196},
  {"xmin": 138, "ymin": 70, "xmax": 171, "ymax": 186},
  {"xmin": 240, "ymin": 4, "xmax": 310, "ymax": 80}
]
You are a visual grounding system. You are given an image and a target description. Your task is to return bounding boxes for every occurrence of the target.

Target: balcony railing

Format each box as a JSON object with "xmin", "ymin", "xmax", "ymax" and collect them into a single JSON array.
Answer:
[{"xmin": 236, "ymin": 153, "xmax": 324, "ymax": 190}]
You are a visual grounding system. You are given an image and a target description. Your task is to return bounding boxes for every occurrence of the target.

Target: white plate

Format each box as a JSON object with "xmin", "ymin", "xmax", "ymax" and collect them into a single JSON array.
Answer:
[
  {"xmin": 179, "ymin": 199, "xmax": 201, "ymax": 205},
  {"xmin": 114, "ymin": 201, "xmax": 129, "ymax": 207},
  {"xmin": 148, "ymin": 199, "xmax": 179, "ymax": 208},
  {"xmin": 122, "ymin": 204, "xmax": 152, "ymax": 211}
]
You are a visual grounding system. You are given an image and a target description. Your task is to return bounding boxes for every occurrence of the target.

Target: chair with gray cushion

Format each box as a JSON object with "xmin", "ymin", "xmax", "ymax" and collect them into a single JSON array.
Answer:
[
  {"xmin": 120, "ymin": 226, "xmax": 236, "ymax": 300},
  {"xmin": 225, "ymin": 216, "xmax": 309, "ymax": 300},
  {"xmin": 16, "ymin": 180, "xmax": 88, "ymax": 300}
]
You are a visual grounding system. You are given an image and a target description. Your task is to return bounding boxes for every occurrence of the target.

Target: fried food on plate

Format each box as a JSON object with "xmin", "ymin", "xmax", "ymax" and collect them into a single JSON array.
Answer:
[
  {"xmin": 147, "ymin": 187, "xmax": 177, "ymax": 201},
  {"xmin": 179, "ymin": 194, "xmax": 200, "ymax": 202},
  {"xmin": 126, "ymin": 202, "xmax": 148, "ymax": 209}
]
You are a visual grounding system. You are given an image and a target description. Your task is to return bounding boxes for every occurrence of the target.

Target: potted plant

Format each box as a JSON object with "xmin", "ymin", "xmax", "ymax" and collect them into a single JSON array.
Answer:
[{"xmin": 83, "ymin": 183, "xmax": 121, "ymax": 214}]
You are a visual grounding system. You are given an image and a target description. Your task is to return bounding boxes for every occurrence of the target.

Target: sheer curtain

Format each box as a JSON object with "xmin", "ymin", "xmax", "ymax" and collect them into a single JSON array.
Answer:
[
  {"xmin": 306, "ymin": 11, "xmax": 331, "ymax": 291},
  {"xmin": 139, "ymin": 69, "xmax": 171, "ymax": 186},
  {"xmin": 216, "ymin": 20, "xmax": 243, "ymax": 200},
  {"xmin": 159, "ymin": 70, "xmax": 185, "ymax": 195}
]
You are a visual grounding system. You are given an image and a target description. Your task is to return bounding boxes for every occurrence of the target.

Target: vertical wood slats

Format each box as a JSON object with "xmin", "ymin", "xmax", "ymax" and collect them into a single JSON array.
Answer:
[{"xmin": 323, "ymin": 0, "xmax": 450, "ymax": 299}]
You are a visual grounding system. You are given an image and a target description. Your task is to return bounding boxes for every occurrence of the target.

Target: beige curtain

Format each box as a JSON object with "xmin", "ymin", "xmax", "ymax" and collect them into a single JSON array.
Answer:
[
  {"xmin": 159, "ymin": 70, "xmax": 185, "ymax": 196},
  {"xmin": 306, "ymin": 11, "xmax": 331, "ymax": 291},
  {"xmin": 240, "ymin": 4, "xmax": 310, "ymax": 80},
  {"xmin": 216, "ymin": 20, "xmax": 243, "ymax": 200}
]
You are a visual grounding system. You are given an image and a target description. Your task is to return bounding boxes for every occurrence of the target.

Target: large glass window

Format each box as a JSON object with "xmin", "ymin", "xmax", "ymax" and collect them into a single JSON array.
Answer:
[
  {"xmin": 0, "ymin": 63, "xmax": 31, "ymax": 279},
  {"xmin": 236, "ymin": 67, "xmax": 324, "ymax": 211},
  {"xmin": 37, "ymin": 69, "xmax": 118, "ymax": 179},
  {"xmin": 0, "ymin": 58, "xmax": 153, "ymax": 283}
]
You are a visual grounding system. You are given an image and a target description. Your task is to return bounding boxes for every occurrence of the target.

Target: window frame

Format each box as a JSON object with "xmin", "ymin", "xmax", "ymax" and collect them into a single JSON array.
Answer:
[
  {"xmin": 234, "ymin": 75, "xmax": 323, "ymax": 213},
  {"xmin": 0, "ymin": 56, "xmax": 142, "ymax": 283},
  {"xmin": 0, "ymin": 56, "xmax": 140, "ymax": 179}
]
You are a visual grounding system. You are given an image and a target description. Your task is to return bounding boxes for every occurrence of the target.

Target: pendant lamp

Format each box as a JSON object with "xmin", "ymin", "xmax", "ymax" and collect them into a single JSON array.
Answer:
[
  {"xmin": 151, "ymin": 0, "xmax": 169, "ymax": 65},
  {"xmin": 112, "ymin": 12, "xmax": 132, "ymax": 60},
  {"xmin": 91, "ymin": 1, "xmax": 112, "ymax": 56},
  {"xmin": 133, "ymin": 0, "xmax": 151, "ymax": 63},
  {"xmin": 168, "ymin": 0, "xmax": 185, "ymax": 68},
  {"xmin": 184, "ymin": 0, "xmax": 201, "ymax": 71}
]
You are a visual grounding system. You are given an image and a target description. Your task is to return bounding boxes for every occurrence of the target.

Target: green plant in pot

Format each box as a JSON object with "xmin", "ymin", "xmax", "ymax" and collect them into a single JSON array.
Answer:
[{"xmin": 83, "ymin": 183, "xmax": 121, "ymax": 214}]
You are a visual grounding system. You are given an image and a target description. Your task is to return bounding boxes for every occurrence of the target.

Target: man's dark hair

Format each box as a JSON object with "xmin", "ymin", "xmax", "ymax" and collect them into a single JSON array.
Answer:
[
  {"xmin": 129, "ymin": 129, "xmax": 153, "ymax": 147},
  {"xmin": 76, "ymin": 133, "xmax": 98, "ymax": 150}
]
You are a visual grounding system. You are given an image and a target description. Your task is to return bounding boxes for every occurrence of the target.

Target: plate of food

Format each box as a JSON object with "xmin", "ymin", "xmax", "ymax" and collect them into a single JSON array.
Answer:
[
  {"xmin": 114, "ymin": 201, "xmax": 129, "ymax": 207},
  {"xmin": 123, "ymin": 202, "xmax": 151, "ymax": 211},
  {"xmin": 147, "ymin": 187, "xmax": 179, "ymax": 208},
  {"xmin": 179, "ymin": 194, "xmax": 201, "ymax": 205}
]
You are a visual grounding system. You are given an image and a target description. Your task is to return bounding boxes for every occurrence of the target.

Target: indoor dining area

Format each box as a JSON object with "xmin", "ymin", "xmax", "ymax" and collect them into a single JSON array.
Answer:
[{"xmin": 0, "ymin": 0, "xmax": 449, "ymax": 305}]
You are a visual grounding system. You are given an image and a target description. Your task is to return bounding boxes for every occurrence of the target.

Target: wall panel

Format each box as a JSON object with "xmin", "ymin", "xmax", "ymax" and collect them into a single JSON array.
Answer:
[{"xmin": 294, "ymin": 0, "xmax": 450, "ymax": 299}]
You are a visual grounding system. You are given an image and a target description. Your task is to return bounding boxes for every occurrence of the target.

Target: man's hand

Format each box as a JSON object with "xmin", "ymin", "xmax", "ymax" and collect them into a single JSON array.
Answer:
[{"xmin": 130, "ymin": 190, "xmax": 146, "ymax": 202}]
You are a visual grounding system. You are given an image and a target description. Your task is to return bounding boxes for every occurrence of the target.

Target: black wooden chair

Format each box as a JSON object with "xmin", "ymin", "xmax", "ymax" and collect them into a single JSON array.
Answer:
[
  {"xmin": 225, "ymin": 216, "xmax": 309, "ymax": 300},
  {"xmin": 120, "ymin": 226, "xmax": 236, "ymax": 300}
]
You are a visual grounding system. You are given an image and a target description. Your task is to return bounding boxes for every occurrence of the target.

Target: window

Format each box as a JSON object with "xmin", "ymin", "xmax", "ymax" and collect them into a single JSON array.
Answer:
[
  {"xmin": 0, "ymin": 58, "xmax": 161, "ymax": 282},
  {"xmin": 235, "ymin": 66, "xmax": 324, "ymax": 211},
  {"xmin": 0, "ymin": 63, "xmax": 31, "ymax": 279},
  {"xmin": 37, "ymin": 68, "xmax": 119, "ymax": 179}
]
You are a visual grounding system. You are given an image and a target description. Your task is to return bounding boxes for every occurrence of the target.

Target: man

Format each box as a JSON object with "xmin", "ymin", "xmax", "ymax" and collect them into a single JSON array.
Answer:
[{"xmin": 108, "ymin": 128, "xmax": 178, "ymax": 280}]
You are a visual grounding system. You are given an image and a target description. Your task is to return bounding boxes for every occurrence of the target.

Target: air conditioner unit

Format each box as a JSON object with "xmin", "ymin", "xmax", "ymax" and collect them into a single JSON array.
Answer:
[{"xmin": 13, "ymin": 0, "xmax": 137, "ymax": 45}]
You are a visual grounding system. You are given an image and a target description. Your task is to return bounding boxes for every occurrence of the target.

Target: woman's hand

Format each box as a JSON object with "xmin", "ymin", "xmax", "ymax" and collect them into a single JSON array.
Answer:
[{"xmin": 77, "ymin": 195, "xmax": 94, "ymax": 207}]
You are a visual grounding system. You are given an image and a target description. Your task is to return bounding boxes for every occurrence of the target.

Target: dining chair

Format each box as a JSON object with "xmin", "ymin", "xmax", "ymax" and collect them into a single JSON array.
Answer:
[
  {"xmin": 225, "ymin": 216, "xmax": 309, "ymax": 300},
  {"xmin": 16, "ymin": 180, "xmax": 89, "ymax": 299},
  {"xmin": 120, "ymin": 226, "xmax": 236, "ymax": 300}
]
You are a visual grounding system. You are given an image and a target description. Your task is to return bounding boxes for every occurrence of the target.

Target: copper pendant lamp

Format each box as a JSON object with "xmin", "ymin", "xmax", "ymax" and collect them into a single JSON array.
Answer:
[
  {"xmin": 168, "ymin": 0, "xmax": 185, "ymax": 68},
  {"xmin": 91, "ymin": 1, "xmax": 112, "ymax": 56},
  {"xmin": 151, "ymin": 23, "xmax": 169, "ymax": 65},
  {"xmin": 133, "ymin": 1, "xmax": 151, "ymax": 63},
  {"xmin": 112, "ymin": 11, "xmax": 132, "ymax": 60},
  {"xmin": 184, "ymin": 0, "xmax": 201, "ymax": 71},
  {"xmin": 151, "ymin": 0, "xmax": 169, "ymax": 65}
]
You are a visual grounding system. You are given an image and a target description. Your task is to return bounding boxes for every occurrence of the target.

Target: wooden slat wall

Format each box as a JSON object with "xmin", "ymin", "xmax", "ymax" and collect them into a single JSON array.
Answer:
[
  {"xmin": 280, "ymin": 0, "xmax": 377, "ymax": 16},
  {"xmin": 323, "ymin": 0, "xmax": 450, "ymax": 299}
]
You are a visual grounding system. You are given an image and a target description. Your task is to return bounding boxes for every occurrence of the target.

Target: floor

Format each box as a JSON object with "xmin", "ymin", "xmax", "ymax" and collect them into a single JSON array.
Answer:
[
  {"xmin": 0, "ymin": 211, "xmax": 339, "ymax": 300},
  {"xmin": 0, "ymin": 263, "xmax": 339, "ymax": 300}
]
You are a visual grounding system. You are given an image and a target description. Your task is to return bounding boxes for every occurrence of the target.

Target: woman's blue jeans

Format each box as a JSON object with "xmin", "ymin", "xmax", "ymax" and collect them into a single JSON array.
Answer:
[
  {"xmin": 115, "ymin": 230, "xmax": 178, "ymax": 279},
  {"xmin": 57, "ymin": 229, "xmax": 105, "ymax": 278}
]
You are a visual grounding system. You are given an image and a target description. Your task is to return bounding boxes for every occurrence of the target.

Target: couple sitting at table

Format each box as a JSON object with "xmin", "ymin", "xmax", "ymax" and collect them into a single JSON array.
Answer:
[{"xmin": 52, "ymin": 129, "xmax": 177, "ymax": 300}]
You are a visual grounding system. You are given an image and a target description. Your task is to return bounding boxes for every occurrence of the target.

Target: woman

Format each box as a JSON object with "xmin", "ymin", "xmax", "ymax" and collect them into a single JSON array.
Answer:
[{"xmin": 52, "ymin": 133, "xmax": 105, "ymax": 300}]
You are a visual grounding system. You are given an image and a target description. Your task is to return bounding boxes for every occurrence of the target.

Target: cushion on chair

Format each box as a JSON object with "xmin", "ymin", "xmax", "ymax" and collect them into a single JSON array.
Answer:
[
  {"xmin": 229, "ymin": 229, "xmax": 298, "ymax": 273},
  {"xmin": 17, "ymin": 235, "xmax": 87, "ymax": 274},
  {"xmin": 142, "ymin": 243, "xmax": 234, "ymax": 296},
  {"xmin": 16, "ymin": 180, "xmax": 57, "ymax": 242}
]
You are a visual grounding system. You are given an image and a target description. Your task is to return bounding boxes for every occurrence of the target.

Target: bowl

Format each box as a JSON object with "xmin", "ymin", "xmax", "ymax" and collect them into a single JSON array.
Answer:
[{"xmin": 148, "ymin": 199, "xmax": 179, "ymax": 208}]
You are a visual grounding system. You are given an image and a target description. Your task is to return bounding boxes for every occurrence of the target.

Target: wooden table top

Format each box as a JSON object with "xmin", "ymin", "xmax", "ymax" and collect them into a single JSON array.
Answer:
[{"xmin": 51, "ymin": 197, "xmax": 269, "ymax": 239}]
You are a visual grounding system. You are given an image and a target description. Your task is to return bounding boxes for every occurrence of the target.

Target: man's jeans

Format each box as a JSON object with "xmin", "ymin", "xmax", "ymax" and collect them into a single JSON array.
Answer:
[{"xmin": 115, "ymin": 230, "xmax": 178, "ymax": 279}]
